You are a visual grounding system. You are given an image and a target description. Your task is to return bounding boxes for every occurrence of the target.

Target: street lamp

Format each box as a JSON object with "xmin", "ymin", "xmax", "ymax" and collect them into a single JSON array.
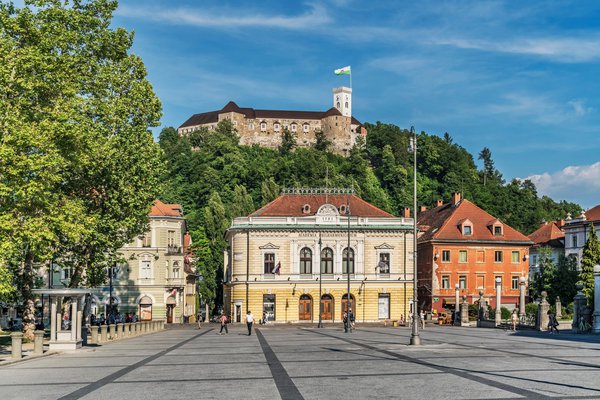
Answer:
[
  {"xmin": 344, "ymin": 192, "xmax": 352, "ymax": 334},
  {"xmin": 318, "ymin": 233, "xmax": 323, "ymax": 328},
  {"xmin": 409, "ymin": 126, "xmax": 421, "ymax": 346}
]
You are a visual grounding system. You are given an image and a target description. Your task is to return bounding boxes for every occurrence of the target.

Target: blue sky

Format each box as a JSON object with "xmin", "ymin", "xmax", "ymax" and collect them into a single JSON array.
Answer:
[{"xmin": 109, "ymin": 0, "xmax": 600, "ymax": 208}]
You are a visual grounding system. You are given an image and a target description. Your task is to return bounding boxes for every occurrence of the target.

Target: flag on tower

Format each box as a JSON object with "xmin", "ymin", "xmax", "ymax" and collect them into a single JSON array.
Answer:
[{"xmin": 334, "ymin": 66, "xmax": 351, "ymax": 75}]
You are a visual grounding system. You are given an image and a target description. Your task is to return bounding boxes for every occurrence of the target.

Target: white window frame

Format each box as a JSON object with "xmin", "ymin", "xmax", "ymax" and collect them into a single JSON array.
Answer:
[
  {"xmin": 139, "ymin": 254, "xmax": 153, "ymax": 280},
  {"xmin": 459, "ymin": 250, "xmax": 468, "ymax": 263}
]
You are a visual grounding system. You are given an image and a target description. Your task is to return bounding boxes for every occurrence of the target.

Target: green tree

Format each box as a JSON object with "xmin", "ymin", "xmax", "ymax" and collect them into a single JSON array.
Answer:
[
  {"xmin": 578, "ymin": 225, "xmax": 600, "ymax": 306},
  {"xmin": 532, "ymin": 247, "xmax": 555, "ymax": 301},
  {"xmin": 190, "ymin": 227, "xmax": 215, "ymax": 316},
  {"xmin": 0, "ymin": 0, "xmax": 163, "ymax": 338},
  {"xmin": 261, "ymin": 177, "xmax": 280, "ymax": 205},
  {"xmin": 313, "ymin": 130, "xmax": 332, "ymax": 152},
  {"xmin": 230, "ymin": 185, "xmax": 255, "ymax": 218},
  {"xmin": 279, "ymin": 128, "xmax": 296, "ymax": 155},
  {"xmin": 553, "ymin": 253, "xmax": 578, "ymax": 305}
]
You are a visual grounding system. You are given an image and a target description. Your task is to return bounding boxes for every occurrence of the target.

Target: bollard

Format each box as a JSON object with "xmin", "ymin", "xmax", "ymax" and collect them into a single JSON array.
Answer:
[
  {"xmin": 121, "ymin": 322, "xmax": 126, "ymax": 337},
  {"xmin": 100, "ymin": 324, "xmax": 108, "ymax": 342},
  {"xmin": 115, "ymin": 323, "xmax": 121, "ymax": 339},
  {"xmin": 460, "ymin": 295, "xmax": 470, "ymax": 326},
  {"xmin": 34, "ymin": 330, "xmax": 44, "ymax": 355},
  {"xmin": 133, "ymin": 322, "xmax": 138, "ymax": 335},
  {"xmin": 11, "ymin": 332, "xmax": 23, "ymax": 359},
  {"xmin": 125, "ymin": 323, "xmax": 131, "ymax": 337},
  {"xmin": 537, "ymin": 291, "xmax": 550, "ymax": 331},
  {"xmin": 90, "ymin": 326, "xmax": 99, "ymax": 344},
  {"xmin": 109, "ymin": 324, "xmax": 116, "ymax": 340}
]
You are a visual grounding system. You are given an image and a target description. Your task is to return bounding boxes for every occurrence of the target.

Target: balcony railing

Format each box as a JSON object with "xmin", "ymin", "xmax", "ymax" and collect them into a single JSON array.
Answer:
[{"xmin": 166, "ymin": 245, "xmax": 183, "ymax": 255}]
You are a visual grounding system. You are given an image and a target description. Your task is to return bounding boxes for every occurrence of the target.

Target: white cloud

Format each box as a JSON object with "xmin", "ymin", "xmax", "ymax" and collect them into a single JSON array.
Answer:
[
  {"xmin": 116, "ymin": 3, "xmax": 331, "ymax": 30},
  {"xmin": 568, "ymin": 99, "xmax": 592, "ymax": 116},
  {"xmin": 431, "ymin": 36, "xmax": 600, "ymax": 63},
  {"xmin": 524, "ymin": 162, "xmax": 600, "ymax": 207}
]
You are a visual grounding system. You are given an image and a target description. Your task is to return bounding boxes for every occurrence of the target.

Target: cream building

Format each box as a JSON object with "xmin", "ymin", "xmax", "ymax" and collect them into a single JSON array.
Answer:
[
  {"xmin": 223, "ymin": 189, "xmax": 415, "ymax": 324},
  {"xmin": 178, "ymin": 87, "xmax": 366, "ymax": 156},
  {"xmin": 48, "ymin": 200, "xmax": 197, "ymax": 323}
]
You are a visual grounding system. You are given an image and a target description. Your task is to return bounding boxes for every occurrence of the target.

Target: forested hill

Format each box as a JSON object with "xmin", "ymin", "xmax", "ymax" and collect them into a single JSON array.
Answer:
[{"xmin": 158, "ymin": 120, "xmax": 581, "ymax": 303}]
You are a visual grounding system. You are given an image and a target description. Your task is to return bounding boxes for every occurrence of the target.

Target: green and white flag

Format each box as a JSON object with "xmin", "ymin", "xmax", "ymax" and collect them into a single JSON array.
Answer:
[{"xmin": 334, "ymin": 66, "xmax": 351, "ymax": 75}]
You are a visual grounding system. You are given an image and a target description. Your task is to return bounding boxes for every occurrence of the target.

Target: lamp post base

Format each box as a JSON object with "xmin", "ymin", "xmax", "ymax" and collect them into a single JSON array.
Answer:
[{"xmin": 409, "ymin": 334, "xmax": 421, "ymax": 346}]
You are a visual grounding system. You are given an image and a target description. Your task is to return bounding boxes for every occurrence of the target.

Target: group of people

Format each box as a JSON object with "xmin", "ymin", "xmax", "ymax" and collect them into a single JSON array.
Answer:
[
  {"xmin": 216, "ymin": 311, "xmax": 255, "ymax": 336},
  {"xmin": 90, "ymin": 312, "xmax": 137, "ymax": 326}
]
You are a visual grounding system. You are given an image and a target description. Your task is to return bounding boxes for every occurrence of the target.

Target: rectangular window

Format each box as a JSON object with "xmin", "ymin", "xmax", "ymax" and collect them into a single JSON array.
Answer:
[
  {"xmin": 140, "ymin": 261, "xmax": 151, "ymax": 279},
  {"xmin": 378, "ymin": 294, "xmax": 390, "ymax": 319},
  {"xmin": 476, "ymin": 275, "xmax": 484, "ymax": 289},
  {"xmin": 463, "ymin": 225, "xmax": 472, "ymax": 235},
  {"xmin": 476, "ymin": 250, "xmax": 485, "ymax": 263},
  {"xmin": 248, "ymin": 123, "xmax": 254, "ymax": 130},
  {"xmin": 291, "ymin": 124, "xmax": 297, "ymax": 132},
  {"xmin": 511, "ymin": 276, "xmax": 519, "ymax": 290},
  {"xmin": 263, "ymin": 294, "xmax": 275, "ymax": 322},
  {"xmin": 263, "ymin": 253, "xmax": 275, "ymax": 274},
  {"xmin": 441, "ymin": 275, "xmax": 450, "ymax": 289},
  {"xmin": 495, "ymin": 251, "xmax": 503, "ymax": 263},
  {"xmin": 573, "ymin": 234, "xmax": 578, "ymax": 248},
  {"xmin": 142, "ymin": 233, "xmax": 151, "ymax": 247},
  {"xmin": 303, "ymin": 124, "xmax": 309, "ymax": 132},
  {"xmin": 442, "ymin": 250, "xmax": 450, "ymax": 262},
  {"xmin": 167, "ymin": 230, "xmax": 176, "ymax": 246},
  {"xmin": 494, "ymin": 226, "xmax": 502, "ymax": 236},
  {"xmin": 459, "ymin": 275, "xmax": 467, "ymax": 289},
  {"xmin": 378, "ymin": 253, "xmax": 390, "ymax": 274},
  {"xmin": 459, "ymin": 250, "xmax": 468, "ymax": 263},
  {"xmin": 511, "ymin": 251, "xmax": 519, "ymax": 263}
]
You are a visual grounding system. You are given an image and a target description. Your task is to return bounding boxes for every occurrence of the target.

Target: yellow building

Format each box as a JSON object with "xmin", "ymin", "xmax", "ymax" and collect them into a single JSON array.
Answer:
[{"xmin": 223, "ymin": 189, "xmax": 415, "ymax": 323}]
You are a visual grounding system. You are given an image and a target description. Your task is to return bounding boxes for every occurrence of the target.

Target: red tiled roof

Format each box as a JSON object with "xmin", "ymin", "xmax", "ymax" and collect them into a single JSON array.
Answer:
[
  {"xmin": 585, "ymin": 204, "xmax": 600, "ymax": 222},
  {"xmin": 418, "ymin": 199, "xmax": 531, "ymax": 243},
  {"xmin": 149, "ymin": 200, "xmax": 183, "ymax": 217},
  {"xmin": 528, "ymin": 222, "xmax": 565, "ymax": 245},
  {"xmin": 179, "ymin": 103, "xmax": 362, "ymax": 129},
  {"xmin": 249, "ymin": 194, "xmax": 394, "ymax": 218}
]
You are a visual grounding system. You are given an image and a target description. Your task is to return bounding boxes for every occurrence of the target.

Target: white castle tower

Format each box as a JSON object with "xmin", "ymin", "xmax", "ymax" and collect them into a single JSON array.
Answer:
[{"xmin": 333, "ymin": 87, "xmax": 352, "ymax": 117}]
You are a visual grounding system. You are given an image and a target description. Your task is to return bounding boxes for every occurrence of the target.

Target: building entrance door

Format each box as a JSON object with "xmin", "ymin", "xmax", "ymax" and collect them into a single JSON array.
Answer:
[
  {"xmin": 321, "ymin": 294, "xmax": 333, "ymax": 321},
  {"xmin": 166, "ymin": 305, "xmax": 174, "ymax": 323},
  {"xmin": 341, "ymin": 294, "xmax": 355, "ymax": 319},
  {"xmin": 299, "ymin": 295, "xmax": 312, "ymax": 321}
]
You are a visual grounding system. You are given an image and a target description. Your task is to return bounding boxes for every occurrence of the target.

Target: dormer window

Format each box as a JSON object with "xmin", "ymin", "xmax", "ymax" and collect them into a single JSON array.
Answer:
[
  {"xmin": 302, "ymin": 204, "xmax": 311, "ymax": 214},
  {"xmin": 494, "ymin": 226, "xmax": 503, "ymax": 236},
  {"xmin": 488, "ymin": 219, "xmax": 503, "ymax": 236},
  {"xmin": 339, "ymin": 204, "xmax": 348, "ymax": 215},
  {"xmin": 463, "ymin": 225, "xmax": 472, "ymax": 235}
]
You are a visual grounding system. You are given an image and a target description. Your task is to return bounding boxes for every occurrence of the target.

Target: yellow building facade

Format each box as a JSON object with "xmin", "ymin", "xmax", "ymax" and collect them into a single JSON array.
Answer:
[{"xmin": 223, "ymin": 189, "xmax": 415, "ymax": 324}]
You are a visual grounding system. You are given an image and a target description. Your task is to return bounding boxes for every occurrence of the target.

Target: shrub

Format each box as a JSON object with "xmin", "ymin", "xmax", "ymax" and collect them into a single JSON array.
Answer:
[{"xmin": 501, "ymin": 307, "xmax": 511, "ymax": 320}]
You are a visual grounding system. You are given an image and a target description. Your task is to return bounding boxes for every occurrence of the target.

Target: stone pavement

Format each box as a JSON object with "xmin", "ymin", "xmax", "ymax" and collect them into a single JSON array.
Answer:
[{"xmin": 3, "ymin": 324, "xmax": 600, "ymax": 399}]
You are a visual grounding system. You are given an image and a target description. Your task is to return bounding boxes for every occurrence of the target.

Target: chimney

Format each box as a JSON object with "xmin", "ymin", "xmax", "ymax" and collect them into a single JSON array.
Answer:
[
  {"xmin": 451, "ymin": 192, "xmax": 461, "ymax": 205},
  {"xmin": 436, "ymin": 199, "xmax": 443, "ymax": 208},
  {"xmin": 557, "ymin": 219, "xmax": 565, "ymax": 228},
  {"xmin": 420, "ymin": 205, "xmax": 428, "ymax": 213},
  {"xmin": 403, "ymin": 207, "xmax": 411, "ymax": 218}
]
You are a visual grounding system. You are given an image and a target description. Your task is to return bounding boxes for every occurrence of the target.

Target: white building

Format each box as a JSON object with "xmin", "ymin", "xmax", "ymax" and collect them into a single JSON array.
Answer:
[{"xmin": 563, "ymin": 204, "xmax": 600, "ymax": 270}]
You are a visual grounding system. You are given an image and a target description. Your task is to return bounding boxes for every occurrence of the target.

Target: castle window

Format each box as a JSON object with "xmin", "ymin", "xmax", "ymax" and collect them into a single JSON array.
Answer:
[
  {"xmin": 303, "ymin": 124, "xmax": 309, "ymax": 132},
  {"xmin": 291, "ymin": 123, "xmax": 297, "ymax": 132},
  {"xmin": 260, "ymin": 122, "xmax": 266, "ymax": 131},
  {"xmin": 345, "ymin": 102, "xmax": 348, "ymax": 108},
  {"xmin": 249, "ymin": 123, "xmax": 254, "ymax": 130},
  {"xmin": 274, "ymin": 123, "xmax": 280, "ymax": 132}
]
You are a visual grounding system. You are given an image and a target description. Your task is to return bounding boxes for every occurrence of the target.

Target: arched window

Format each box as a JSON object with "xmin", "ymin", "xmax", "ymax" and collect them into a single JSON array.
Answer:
[
  {"xmin": 321, "ymin": 248, "xmax": 333, "ymax": 274},
  {"xmin": 343, "ymin": 248, "xmax": 355, "ymax": 274},
  {"xmin": 300, "ymin": 247, "xmax": 312, "ymax": 274}
]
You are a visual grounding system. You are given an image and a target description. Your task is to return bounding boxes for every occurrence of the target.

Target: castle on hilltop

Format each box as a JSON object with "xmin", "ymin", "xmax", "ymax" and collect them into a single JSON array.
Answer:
[{"xmin": 178, "ymin": 87, "xmax": 366, "ymax": 156}]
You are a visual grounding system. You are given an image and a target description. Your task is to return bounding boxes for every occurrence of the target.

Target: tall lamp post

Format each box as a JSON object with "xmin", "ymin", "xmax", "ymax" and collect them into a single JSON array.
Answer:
[
  {"xmin": 344, "ymin": 192, "xmax": 352, "ymax": 333},
  {"xmin": 318, "ymin": 233, "xmax": 323, "ymax": 328},
  {"xmin": 409, "ymin": 126, "xmax": 421, "ymax": 345}
]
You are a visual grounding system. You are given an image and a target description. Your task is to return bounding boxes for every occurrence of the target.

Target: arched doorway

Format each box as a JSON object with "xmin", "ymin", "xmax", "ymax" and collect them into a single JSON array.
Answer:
[
  {"xmin": 341, "ymin": 293, "xmax": 355, "ymax": 319},
  {"xmin": 166, "ymin": 296, "xmax": 176, "ymax": 323},
  {"xmin": 299, "ymin": 294, "xmax": 312, "ymax": 321},
  {"xmin": 321, "ymin": 294, "xmax": 333, "ymax": 321}
]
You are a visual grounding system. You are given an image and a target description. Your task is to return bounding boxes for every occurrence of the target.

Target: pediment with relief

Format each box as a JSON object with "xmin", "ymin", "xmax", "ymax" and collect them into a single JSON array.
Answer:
[
  {"xmin": 374, "ymin": 243, "xmax": 395, "ymax": 250},
  {"xmin": 259, "ymin": 243, "xmax": 280, "ymax": 250},
  {"xmin": 316, "ymin": 204, "xmax": 340, "ymax": 216}
]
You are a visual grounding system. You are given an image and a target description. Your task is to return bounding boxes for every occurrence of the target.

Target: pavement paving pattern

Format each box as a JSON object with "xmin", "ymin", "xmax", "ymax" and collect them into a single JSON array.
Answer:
[{"xmin": 2, "ymin": 324, "xmax": 600, "ymax": 399}]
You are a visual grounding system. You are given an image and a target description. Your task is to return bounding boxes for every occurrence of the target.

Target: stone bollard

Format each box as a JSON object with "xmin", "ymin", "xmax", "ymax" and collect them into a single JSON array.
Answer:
[
  {"xmin": 125, "ymin": 323, "xmax": 130, "ymax": 336},
  {"xmin": 537, "ymin": 291, "xmax": 550, "ymax": 331},
  {"xmin": 90, "ymin": 326, "xmax": 99, "ymax": 344},
  {"xmin": 115, "ymin": 323, "xmax": 121, "ymax": 339},
  {"xmin": 460, "ymin": 295, "xmax": 470, "ymax": 326},
  {"xmin": 555, "ymin": 296, "xmax": 562, "ymax": 319},
  {"xmin": 11, "ymin": 332, "xmax": 23, "ymax": 359},
  {"xmin": 109, "ymin": 324, "xmax": 116, "ymax": 340},
  {"xmin": 121, "ymin": 322, "xmax": 126, "ymax": 337},
  {"xmin": 100, "ymin": 324, "xmax": 108, "ymax": 342},
  {"xmin": 495, "ymin": 277, "xmax": 502, "ymax": 326},
  {"xmin": 573, "ymin": 283, "xmax": 586, "ymax": 333},
  {"xmin": 34, "ymin": 330, "xmax": 44, "ymax": 355},
  {"xmin": 133, "ymin": 322, "xmax": 138, "ymax": 335}
]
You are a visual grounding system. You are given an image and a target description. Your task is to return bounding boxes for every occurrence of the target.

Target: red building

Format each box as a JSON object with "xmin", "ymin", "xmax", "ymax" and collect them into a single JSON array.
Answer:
[{"xmin": 417, "ymin": 193, "xmax": 532, "ymax": 313}]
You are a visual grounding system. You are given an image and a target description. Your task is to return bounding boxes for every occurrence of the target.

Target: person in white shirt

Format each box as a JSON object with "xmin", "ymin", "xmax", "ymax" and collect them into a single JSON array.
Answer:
[{"xmin": 246, "ymin": 311, "xmax": 254, "ymax": 336}]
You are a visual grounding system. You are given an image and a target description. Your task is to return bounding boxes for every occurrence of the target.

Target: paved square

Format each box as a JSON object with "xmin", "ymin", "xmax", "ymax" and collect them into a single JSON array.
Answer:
[{"xmin": 2, "ymin": 325, "xmax": 600, "ymax": 399}]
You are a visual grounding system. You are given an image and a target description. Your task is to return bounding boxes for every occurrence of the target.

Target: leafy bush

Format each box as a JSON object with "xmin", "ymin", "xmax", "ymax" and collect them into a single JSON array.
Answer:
[
  {"xmin": 525, "ymin": 302, "xmax": 538, "ymax": 319},
  {"xmin": 501, "ymin": 307, "xmax": 511, "ymax": 320}
]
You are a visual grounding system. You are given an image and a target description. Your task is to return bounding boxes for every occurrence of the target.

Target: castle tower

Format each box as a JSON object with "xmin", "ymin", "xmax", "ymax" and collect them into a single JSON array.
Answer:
[{"xmin": 333, "ymin": 87, "xmax": 352, "ymax": 118}]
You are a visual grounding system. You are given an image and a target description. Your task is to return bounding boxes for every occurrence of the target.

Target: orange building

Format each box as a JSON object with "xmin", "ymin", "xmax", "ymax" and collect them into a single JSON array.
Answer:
[{"xmin": 417, "ymin": 193, "xmax": 532, "ymax": 313}]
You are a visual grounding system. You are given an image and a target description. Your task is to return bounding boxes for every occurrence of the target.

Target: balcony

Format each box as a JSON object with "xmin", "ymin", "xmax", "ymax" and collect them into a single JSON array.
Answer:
[{"xmin": 166, "ymin": 245, "xmax": 183, "ymax": 255}]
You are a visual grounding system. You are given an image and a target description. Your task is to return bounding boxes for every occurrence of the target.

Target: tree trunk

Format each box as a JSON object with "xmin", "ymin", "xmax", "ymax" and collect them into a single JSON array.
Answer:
[{"xmin": 22, "ymin": 252, "xmax": 36, "ymax": 341}]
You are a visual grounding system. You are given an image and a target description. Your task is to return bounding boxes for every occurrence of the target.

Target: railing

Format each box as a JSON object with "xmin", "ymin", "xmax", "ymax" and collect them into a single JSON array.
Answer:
[{"xmin": 166, "ymin": 245, "xmax": 182, "ymax": 255}]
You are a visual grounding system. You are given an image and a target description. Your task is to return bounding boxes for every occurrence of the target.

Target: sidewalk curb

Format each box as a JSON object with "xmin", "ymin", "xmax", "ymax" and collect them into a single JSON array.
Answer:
[{"xmin": 0, "ymin": 350, "xmax": 59, "ymax": 367}]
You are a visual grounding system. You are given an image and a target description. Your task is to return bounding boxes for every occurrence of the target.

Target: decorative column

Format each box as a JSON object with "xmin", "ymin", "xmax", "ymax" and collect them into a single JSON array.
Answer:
[
  {"xmin": 477, "ymin": 290, "xmax": 485, "ymax": 327},
  {"xmin": 76, "ymin": 310, "xmax": 82, "ymax": 341},
  {"xmin": 100, "ymin": 324, "xmax": 108, "ymax": 342},
  {"xmin": 573, "ymin": 283, "xmax": 586, "ymax": 333},
  {"xmin": 519, "ymin": 277, "xmax": 526, "ymax": 319},
  {"xmin": 555, "ymin": 296, "xmax": 562, "ymax": 319},
  {"xmin": 11, "ymin": 332, "xmax": 23, "ymax": 359},
  {"xmin": 593, "ymin": 265, "xmax": 600, "ymax": 334},
  {"xmin": 90, "ymin": 326, "xmax": 99, "ymax": 344},
  {"xmin": 70, "ymin": 301, "xmax": 77, "ymax": 341},
  {"xmin": 454, "ymin": 283, "xmax": 460, "ymax": 325},
  {"xmin": 537, "ymin": 291, "xmax": 549, "ymax": 331},
  {"xmin": 495, "ymin": 277, "xmax": 502, "ymax": 326},
  {"xmin": 50, "ymin": 297, "xmax": 57, "ymax": 342},
  {"xmin": 460, "ymin": 295, "xmax": 469, "ymax": 326}
]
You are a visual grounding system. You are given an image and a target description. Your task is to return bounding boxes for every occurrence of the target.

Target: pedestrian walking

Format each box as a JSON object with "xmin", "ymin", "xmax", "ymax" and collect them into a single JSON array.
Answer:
[
  {"xmin": 511, "ymin": 309, "xmax": 519, "ymax": 331},
  {"xmin": 218, "ymin": 313, "xmax": 228, "ymax": 335},
  {"xmin": 548, "ymin": 311, "xmax": 560, "ymax": 334},
  {"xmin": 197, "ymin": 312, "xmax": 202, "ymax": 329},
  {"xmin": 246, "ymin": 311, "xmax": 254, "ymax": 335},
  {"xmin": 420, "ymin": 310, "xmax": 425, "ymax": 329}
]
